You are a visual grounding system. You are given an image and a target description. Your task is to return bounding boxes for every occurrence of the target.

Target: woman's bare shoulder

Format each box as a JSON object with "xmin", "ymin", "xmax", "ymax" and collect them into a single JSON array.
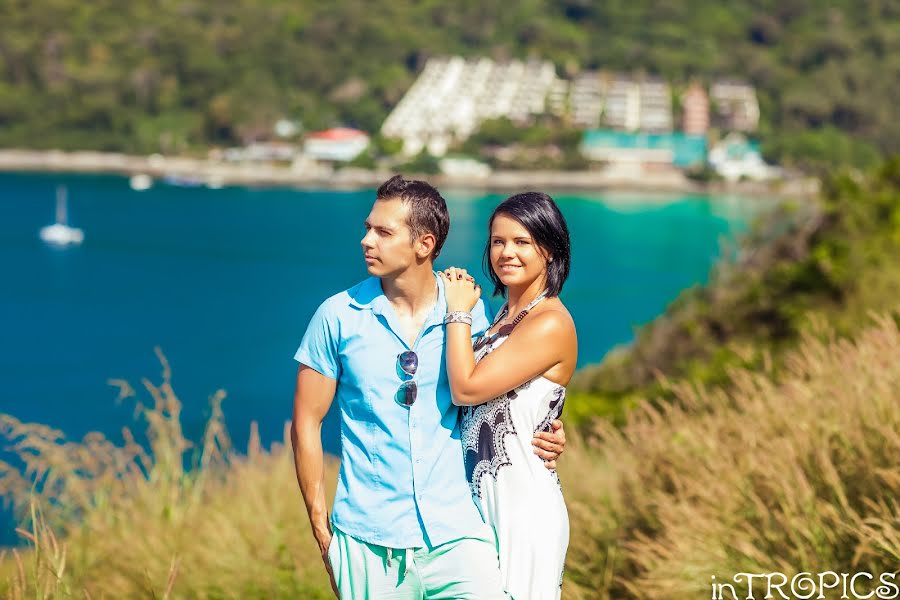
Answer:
[{"xmin": 523, "ymin": 299, "xmax": 576, "ymax": 336}]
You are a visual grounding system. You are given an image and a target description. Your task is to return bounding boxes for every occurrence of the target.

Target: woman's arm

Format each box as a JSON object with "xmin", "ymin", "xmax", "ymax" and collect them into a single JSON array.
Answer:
[
  {"xmin": 447, "ymin": 308, "xmax": 571, "ymax": 405},
  {"xmin": 441, "ymin": 268, "xmax": 571, "ymax": 467},
  {"xmin": 441, "ymin": 269, "xmax": 574, "ymax": 406}
]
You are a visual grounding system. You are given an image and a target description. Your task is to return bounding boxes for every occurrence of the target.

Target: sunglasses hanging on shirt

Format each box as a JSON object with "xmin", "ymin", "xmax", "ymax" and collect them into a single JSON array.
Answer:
[{"xmin": 395, "ymin": 350, "xmax": 418, "ymax": 407}]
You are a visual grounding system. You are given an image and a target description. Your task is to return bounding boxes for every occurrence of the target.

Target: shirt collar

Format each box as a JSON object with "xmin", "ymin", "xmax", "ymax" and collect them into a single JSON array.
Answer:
[
  {"xmin": 348, "ymin": 276, "xmax": 385, "ymax": 313},
  {"xmin": 349, "ymin": 274, "xmax": 446, "ymax": 322}
]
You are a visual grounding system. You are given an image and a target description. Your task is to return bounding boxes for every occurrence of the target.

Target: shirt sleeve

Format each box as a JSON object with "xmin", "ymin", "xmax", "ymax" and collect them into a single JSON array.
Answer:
[
  {"xmin": 293, "ymin": 299, "xmax": 341, "ymax": 380},
  {"xmin": 470, "ymin": 298, "xmax": 493, "ymax": 339}
]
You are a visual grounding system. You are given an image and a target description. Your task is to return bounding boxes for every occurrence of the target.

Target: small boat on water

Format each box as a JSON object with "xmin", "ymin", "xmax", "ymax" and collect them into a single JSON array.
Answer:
[
  {"xmin": 129, "ymin": 173, "xmax": 153, "ymax": 191},
  {"xmin": 162, "ymin": 173, "xmax": 204, "ymax": 187},
  {"xmin": 40, "ymin": 185, "xmax": 84, "ymax": 246},
  {"xmin": 205, "ymin": 174, "xmax": 225, "ymax": 189}
]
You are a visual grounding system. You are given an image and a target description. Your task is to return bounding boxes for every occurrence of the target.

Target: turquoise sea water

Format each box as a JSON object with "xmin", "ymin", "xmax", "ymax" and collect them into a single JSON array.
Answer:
[{"xmin": 0, "ymin": 172, "xmax": 772, "ymax": 461}]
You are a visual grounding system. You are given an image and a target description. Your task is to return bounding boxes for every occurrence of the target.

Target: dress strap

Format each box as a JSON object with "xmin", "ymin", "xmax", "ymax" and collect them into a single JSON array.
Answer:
[
  {"xmin": 523, "ymin": 290, "xmax": 549, "ymax": 312},
  {"xmin": 490, "ymin": 303, "xmax": 509, "ymax": 328},
  {"xmin": 474, "ymin": 291, "xmax": 549, "ymax": 353},
  {"xmin": 508, "ymin": 290, "xmax": 548, "ymax": 327}
]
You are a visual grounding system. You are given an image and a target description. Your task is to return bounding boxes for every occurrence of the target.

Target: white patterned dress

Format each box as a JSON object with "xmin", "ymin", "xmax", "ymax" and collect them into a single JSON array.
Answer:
[{"xmin": 460, "ymin": 297, "xmax": 569, "ymax": 600}]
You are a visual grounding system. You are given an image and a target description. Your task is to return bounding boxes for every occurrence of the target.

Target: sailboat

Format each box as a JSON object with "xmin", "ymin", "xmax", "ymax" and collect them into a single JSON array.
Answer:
[
  {"xmin": 40, "ymin": 185, "xmax": 84, "ymax": 246},
  {"xmin": 129, "ymin": 173, "xmax": 153, "ymax": 191}
]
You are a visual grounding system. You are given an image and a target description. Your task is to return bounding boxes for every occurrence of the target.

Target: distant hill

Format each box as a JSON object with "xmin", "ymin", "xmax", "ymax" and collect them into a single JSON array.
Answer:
[{"xmin": 1, "ymin": 1, "xmax": 897, "ymax": 169}]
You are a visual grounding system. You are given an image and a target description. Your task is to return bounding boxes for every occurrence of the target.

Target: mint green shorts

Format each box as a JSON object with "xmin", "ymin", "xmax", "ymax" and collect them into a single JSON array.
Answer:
[{"xmin": 327, "ymin": 526, "xmax": 509, "ymax": 599}]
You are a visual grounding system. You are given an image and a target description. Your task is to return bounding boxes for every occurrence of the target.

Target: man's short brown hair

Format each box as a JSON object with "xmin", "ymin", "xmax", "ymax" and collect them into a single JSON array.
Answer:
[{"xmin": 376, "ymin": 174, "xmax": 450, "ymax": 259}]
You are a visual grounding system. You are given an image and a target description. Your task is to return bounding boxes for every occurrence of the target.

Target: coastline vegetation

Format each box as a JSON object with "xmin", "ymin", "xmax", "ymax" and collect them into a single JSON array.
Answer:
[
  {"xmin": 1, "ymin": 2, "xmax": 898, "ymax": 170},
  {"xmin": 562, "ymin": 309, "xmax": 900, "ymax": 598},
  {"xmin": 568, "ymin": 156, "xmax": 900, "ymax": 424},
  {"xmin": 0, "ymin": 349, "xmax": 337, "ymax": 599}
]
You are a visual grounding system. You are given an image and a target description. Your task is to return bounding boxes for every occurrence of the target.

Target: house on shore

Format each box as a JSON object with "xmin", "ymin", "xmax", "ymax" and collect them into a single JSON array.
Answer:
[
  {"xmin": 708, "ymin": 132, "xmax": 779, "ymax": 181},
  {"xmin": 682, "ymin": 82, "xmax": 710, "ymax": 136},
  {"xmin": 303, "ymin": 128, "xmax": 370, "ymax": 162},
  {"xmin": 710, "ymin": 81, "xmax": 760, "ymax": 132}
]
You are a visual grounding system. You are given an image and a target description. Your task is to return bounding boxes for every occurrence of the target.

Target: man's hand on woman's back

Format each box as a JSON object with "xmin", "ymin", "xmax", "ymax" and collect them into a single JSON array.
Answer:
[{"xmin": 533, "ymin": 419, "xmax": 566, "ymax": 469}]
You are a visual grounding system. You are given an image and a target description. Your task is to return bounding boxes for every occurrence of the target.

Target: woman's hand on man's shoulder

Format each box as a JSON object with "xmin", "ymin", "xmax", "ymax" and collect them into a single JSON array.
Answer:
[{"xmin": 440, "ymin": 267, "xmax": 481, "ymax": 313}]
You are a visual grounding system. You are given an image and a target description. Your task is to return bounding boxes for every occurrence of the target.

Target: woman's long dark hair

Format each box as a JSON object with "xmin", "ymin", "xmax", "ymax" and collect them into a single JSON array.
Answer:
[{"xmin": 482, "ymin": 192, "xmax": 571, "ymax": 298}]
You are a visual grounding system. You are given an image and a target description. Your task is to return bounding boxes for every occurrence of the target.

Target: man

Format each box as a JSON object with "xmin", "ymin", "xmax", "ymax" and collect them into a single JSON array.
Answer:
[{"xmin": 291, "ymin": 174, "xmax": 567, "ymax": 599}]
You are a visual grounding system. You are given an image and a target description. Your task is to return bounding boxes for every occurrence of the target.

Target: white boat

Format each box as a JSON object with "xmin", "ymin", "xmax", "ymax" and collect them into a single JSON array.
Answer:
[
  {"xmin": 129, "ymin": 173, "xmax": 153, "ymax": 191},
  {"xmin": 40, "ymin": 185, "xmax": 84, "ymax": 246},
  {"xmin": 205, "ymin": 174, "xmax": 225, "ymax": 189},
  {"xmin": 162, "ymin": 173, "xmax": 203, "ymax": 187}
]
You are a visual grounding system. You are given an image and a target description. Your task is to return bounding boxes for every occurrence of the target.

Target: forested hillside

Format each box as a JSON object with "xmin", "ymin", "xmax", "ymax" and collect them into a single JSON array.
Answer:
[{"xmin": 1, "ymin": 0, "xmax": 898, "ymax": 168}]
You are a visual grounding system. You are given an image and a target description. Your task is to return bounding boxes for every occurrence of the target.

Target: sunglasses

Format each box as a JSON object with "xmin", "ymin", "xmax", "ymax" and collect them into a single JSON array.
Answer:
[{"xmin": 395, "ymin": 350, "xmax": 418, "ymax": 407}]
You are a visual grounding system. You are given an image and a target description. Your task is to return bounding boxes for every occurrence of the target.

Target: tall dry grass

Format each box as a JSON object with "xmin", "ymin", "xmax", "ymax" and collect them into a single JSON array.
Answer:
[
  {"xmin": 560, "ymin": 311, "xmax": 900, "ymax": 599},
  {"xmin": 0, "ymin": 348, "xmax": 336, "ymax": 599},
  {"xmin": 0, "ymin": 311, "xmax": 897, "ymax": 598}
]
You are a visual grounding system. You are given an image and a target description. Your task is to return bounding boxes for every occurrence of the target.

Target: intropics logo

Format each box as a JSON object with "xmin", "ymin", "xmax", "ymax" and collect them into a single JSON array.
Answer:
[{"xmin": 710, "ymin": 572, "xmax": 899, "ymax": 600}]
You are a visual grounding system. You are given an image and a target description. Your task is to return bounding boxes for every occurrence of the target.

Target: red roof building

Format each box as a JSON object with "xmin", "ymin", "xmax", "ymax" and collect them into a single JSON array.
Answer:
[
  {"xmin": 304, "ymin": 128, "xmax": 370, "ymax": 162},
  {"xmin": 306, "ymin": 127, "xmax": 369, "ymax": 141}
]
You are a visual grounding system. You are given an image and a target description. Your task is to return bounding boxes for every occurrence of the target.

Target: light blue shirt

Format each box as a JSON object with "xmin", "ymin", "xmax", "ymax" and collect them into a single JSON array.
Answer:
[{"xmin": 294, "ymin": 274, "xmax": 493, "ymax": 549}]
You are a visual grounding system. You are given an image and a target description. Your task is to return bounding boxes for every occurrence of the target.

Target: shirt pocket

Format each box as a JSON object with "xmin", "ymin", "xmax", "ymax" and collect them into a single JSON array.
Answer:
[{"xmin": 338, "ymin": 333, "xmax": 383, "ymax": 416}]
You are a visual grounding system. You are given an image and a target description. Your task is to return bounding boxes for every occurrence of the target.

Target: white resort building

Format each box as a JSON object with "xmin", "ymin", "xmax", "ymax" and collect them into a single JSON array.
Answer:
[
  {"xmin": 591, "ymin": 74, "xmax": 673, "ymax": 132},
  {"xmin": 710, "ymin": 80, "xmax": 760, "ymax": 132},
  {"xmin": 569, "ymin": 72, "xmax": 605, "ymax": 128},
  {"xmin": 380, "ymin": 56, "xmax": 560, "ymax": 156},
  {"xmin": 638, "ymin": 78, "xmax": 674, "ymax": 132},
  {"xmin": 601, "ymin": 76, "xmax": 641, "ymax": 131},
  {"xmin": 379, "ymin": 54, "xmax": 763, "ymax": 177}
]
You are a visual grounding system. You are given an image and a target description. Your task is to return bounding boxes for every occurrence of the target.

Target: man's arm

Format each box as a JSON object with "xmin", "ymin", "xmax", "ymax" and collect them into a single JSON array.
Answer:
[
  {"xmin": 290, "ymin": 364, "xmax": 338, "ymax": 592},
  {"xmin": 533, "ymin": 419, "xmax": 566, "ymax": 469}
]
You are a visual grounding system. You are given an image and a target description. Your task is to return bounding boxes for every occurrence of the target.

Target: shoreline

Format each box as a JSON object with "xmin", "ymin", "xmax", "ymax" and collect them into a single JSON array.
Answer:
[{"xmin": 0, "ymin": 148, "xmax": 819, "ymax": 198}]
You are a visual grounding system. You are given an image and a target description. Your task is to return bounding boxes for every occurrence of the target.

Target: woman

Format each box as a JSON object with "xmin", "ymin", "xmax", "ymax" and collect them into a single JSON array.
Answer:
[{"xmin": 439, "ymin": 192, "xmax": 576, "ymax": 600}]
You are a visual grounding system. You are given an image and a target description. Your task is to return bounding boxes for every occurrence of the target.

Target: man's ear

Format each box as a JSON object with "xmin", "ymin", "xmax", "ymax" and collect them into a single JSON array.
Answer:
[{"xmin": 416, "ymin": 232, "xmax": 437, "ymax": 259}]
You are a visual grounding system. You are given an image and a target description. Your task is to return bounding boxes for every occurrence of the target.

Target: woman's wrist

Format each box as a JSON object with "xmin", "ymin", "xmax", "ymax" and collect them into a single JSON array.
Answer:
[{"xmin": 444, "ymin": 310, "xmax": 473, "ymax": 326}]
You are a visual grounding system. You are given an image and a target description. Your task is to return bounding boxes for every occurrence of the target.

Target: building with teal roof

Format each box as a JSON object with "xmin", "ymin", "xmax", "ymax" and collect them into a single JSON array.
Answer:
[{"xmin": 580, "ymin": 129, "xmax": 707, "ymax": 168}]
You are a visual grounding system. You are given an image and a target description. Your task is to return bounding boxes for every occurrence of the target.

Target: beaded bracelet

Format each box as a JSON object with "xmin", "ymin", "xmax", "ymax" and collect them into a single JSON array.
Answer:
[{"xmin": 443, "ymin": 311, "xmax": 473, "ymax": 326}]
